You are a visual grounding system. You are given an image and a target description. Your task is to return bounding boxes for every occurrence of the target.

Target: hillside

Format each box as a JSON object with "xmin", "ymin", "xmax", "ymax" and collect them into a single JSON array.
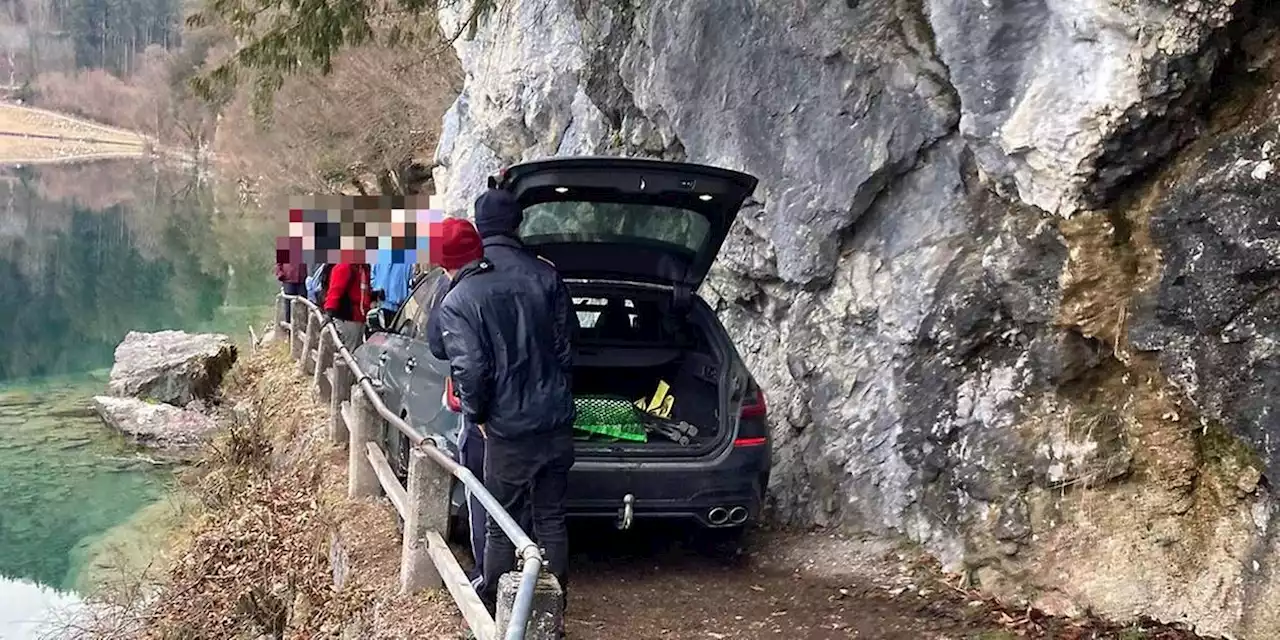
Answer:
[{"xmin": 0, "ymin": 102, "xmax": 151, "ymax": 165}]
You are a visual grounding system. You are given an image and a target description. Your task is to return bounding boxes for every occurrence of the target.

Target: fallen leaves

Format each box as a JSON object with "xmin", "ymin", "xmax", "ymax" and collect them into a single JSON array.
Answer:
[{"xmin": 107, "ymin": 345, "xmax": 459, "ymax": 639}]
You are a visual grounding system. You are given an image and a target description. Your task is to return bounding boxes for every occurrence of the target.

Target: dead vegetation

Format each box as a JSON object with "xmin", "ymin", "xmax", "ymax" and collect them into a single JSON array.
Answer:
[
  {"xmin": 62, "ymin": 343, "xmax": 463, "ymax": 640},
  {"xmin": 211, "ymin": 34, "xmax": 462, "ymax": 202}
]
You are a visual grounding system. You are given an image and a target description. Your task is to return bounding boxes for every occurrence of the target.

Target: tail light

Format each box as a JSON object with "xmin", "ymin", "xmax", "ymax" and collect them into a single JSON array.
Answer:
[
  {"xmin": 740, "ymin": 387, "xmax": 767, "ymax": 419},
  {"xmin": 733, "ymin": 387, "xmax": 768, "ymax": 448},
  {"xmin": 443, "ymin": 377, "xmax": 462, "ymax": 413}
]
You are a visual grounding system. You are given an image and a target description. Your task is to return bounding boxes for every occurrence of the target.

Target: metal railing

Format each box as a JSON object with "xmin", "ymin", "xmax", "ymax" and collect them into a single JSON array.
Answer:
[{"xmin": 275, "ymin": 293, "xmax": 563, "ymax": 640}]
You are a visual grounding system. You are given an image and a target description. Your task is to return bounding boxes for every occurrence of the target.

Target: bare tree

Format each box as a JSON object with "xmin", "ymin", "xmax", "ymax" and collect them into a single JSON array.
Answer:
[{"xmin": 212, "ymin": 30, "xmax": 461, "ymax": 198}]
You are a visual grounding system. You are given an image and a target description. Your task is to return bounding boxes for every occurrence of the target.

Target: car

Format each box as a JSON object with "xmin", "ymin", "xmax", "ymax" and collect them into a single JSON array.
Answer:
[{"xmin": 352, "ymin": 156, "xmax": 771, "ymax": 549}]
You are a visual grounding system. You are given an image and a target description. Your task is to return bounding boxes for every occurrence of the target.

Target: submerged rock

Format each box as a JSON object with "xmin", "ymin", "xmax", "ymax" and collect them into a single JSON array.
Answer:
[
  {"xmin": 106, "ymin": 330, "xmax": 237, "ymax": 407},
  {"xmin": 92, "ymin": 396, "xmax": 218, "ymax": 452}
]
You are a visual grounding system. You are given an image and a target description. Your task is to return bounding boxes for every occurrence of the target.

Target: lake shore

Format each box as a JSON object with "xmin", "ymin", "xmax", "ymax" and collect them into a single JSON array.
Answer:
[{"xmin": 0, "ymin": 102, "xmax": 180, "ymax": 166}]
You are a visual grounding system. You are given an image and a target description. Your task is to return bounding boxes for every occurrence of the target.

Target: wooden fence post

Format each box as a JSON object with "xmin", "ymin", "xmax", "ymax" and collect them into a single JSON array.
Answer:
[
  {"xmin": 330, "ymin": 364, "xmax": 352, "ymax": 447},
  {"xmin": 313, "ymin": 325, "xmax": 335, "ymax": 400},
  {"xmin": 348, "ymin": 388, "xmax": 381, "ymax": 499},
  {"xmin": 495, "ymin": 571, "xmax": 564, "ymax": 640},
  {"xmin": 400, "ymin": 447, "xmax": 449, "ymax": 593},
  {"xmin": 289, "ymin": 299, "xmax": 304, "ymax": 361},
  {"xmin": 300, "ymin": 311, "xmax": 318, "ymax": 377},
  {"xmin": 273, "ymin": 294, "xmax": 284, "ymax": 333}
]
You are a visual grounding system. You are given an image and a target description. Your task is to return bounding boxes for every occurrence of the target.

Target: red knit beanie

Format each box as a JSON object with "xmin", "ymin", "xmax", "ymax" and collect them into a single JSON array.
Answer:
[{"xmin": 432, "ymin": 217, "xmax": 483, "ymax": 270}]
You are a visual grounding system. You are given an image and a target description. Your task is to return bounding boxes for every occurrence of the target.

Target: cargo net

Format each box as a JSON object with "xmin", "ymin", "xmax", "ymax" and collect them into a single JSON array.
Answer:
[{"xmin": 573, "ymin": 395, "xmax": 649, "ymax": 443}]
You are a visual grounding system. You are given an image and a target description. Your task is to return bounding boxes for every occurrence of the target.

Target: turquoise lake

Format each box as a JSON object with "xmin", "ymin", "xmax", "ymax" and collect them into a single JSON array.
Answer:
[{"xmin": 0, "ymin": 160, "xmax": 277, "ymax": 638}]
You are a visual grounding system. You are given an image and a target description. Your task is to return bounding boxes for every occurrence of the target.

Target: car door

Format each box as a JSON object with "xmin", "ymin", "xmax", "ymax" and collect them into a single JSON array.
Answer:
[
  {"xmin": 366, "ymin": 295, "xmax": 421, "ymax": 419},
  {"xmin": 401, "ymin": 271, "xmax": 460, "ymax": 452},
  {"xmin": 371, "ymin": 277, "xmax": 445, "ymax": 478}
]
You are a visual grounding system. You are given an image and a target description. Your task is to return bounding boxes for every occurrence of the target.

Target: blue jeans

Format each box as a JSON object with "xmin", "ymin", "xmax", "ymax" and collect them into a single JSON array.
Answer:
[{"xmin": 457, "ymin": 420, "xmax": 487, "ymax": 585}]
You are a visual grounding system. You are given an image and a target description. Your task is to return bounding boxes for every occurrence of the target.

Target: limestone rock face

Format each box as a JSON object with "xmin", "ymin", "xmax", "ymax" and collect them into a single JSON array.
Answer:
[
  {"xmin": 1130, "ymin": 106, "xmax": 1280, "ymax": 481},
  {"xmin": 929, "ymin": 0, "xmax": 1242, "ymax": 213},
  {"xmin": 106, "ymin": 330, "xmax": 237, "ymax": 407},
  {"xmin": 432, "ymin": 0, "xmax": 1280, "ymax": 636}
]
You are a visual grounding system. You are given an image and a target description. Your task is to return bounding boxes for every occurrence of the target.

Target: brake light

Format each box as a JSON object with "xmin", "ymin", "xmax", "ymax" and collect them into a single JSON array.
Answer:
[
  {"xmin": 444, "ymin": 377, "xmax": 462, "ymax": 413},
  {"xmin": 733, "ymin": 437, "xmax": 767, "ymax": 447},
  {"xmin": 740, "ymin": 387, "xmax": 767, "ymax": 419}
]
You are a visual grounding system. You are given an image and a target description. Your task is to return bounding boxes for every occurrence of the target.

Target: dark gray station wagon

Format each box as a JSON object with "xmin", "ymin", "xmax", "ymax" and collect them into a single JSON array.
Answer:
[{"xmin": 354, "ymin": 156, "xmax": 771, "ymax": 547}]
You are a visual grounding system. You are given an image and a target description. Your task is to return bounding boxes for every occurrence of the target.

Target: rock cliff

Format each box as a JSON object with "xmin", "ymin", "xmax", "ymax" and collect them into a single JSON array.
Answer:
[{"xmin": 430, "ymin": 0, "xmax": 1280, "ymax": 636}]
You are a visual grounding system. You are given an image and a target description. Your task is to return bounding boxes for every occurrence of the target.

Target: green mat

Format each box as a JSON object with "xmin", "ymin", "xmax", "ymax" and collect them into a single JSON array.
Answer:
[{"xmin": 573, "ymin": 395, "xmax": 648, "ymax": 443}]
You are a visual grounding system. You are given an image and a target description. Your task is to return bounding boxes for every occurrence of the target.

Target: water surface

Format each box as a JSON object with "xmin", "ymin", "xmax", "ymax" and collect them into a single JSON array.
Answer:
[{"xmin": 0, "ymin": 160, "xmax": 276, "ymax": 638}]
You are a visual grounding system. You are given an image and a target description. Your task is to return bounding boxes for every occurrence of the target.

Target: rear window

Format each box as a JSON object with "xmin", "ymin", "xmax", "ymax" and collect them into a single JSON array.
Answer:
[
  {"xmin": 572, "ymin": 296, "xmax": 664, "ymax": 342},
  {"xmin": 519, "ymin": 201, "xmax": 711, "ymax": 254},
  {"xmin": 574, "ymin": 297, "xmax": 635, "ymax": 329}
]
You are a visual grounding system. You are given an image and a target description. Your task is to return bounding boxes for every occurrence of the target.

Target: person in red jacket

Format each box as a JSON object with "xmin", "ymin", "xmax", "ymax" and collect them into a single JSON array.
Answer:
[{"xmin": 323, "ymin": 261, "xmax": 373, "ymax": 350}]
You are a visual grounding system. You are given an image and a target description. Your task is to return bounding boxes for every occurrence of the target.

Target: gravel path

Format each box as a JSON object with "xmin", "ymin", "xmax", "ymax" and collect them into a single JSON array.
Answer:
[{"xmin": 557, "ymin": 522, "xmax": 1210, "ymax": 640}]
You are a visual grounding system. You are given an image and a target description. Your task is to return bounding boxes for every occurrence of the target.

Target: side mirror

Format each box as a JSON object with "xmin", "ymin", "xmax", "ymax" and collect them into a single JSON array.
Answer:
[{"xmin": 364, "ymin": 306, "xmax": 393, "ymax": 338}]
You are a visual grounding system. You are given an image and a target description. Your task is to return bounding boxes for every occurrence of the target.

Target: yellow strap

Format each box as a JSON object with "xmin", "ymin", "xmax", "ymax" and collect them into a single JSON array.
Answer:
[
  {"xmin": 646, "ymin": 380, "xmax": 670, "ymax": 414},
  {"xmin": 656, "ymin": 394, "xmax": 674, "ymax": 419}
]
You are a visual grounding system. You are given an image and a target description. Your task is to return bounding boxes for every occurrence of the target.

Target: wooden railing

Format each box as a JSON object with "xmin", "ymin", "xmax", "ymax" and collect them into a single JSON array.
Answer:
[{"xmin": 277, "ymin": 294, "xmax": 565, "ymax": 640}]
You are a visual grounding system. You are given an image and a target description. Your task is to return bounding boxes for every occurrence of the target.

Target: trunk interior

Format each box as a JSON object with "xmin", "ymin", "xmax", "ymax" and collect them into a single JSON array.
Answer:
[{"xmin": 569, "ymin": 285, "xmax": 726, "ymax": 456}]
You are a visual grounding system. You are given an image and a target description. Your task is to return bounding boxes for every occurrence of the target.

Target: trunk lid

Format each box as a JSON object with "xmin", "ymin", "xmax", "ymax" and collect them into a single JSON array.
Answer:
[{"xmin": 492, "ymin": 156, "xmax": 759, "ymax": 289}]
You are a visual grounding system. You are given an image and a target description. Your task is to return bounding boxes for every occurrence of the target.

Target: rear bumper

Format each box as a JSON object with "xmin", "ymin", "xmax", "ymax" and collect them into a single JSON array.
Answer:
[
  {"xmin": 565, "ymin": 442, "xmax": 770, "ymax": 528},
  {"xmin": 447, "ymin": 440, "xmax": 772, "ymax": 530}
]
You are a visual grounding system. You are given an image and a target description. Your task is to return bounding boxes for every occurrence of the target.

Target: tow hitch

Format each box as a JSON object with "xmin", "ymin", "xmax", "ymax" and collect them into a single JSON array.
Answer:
[{"xmin": 616, "ymin": 494, "xmax": 634, "ymax": 531}]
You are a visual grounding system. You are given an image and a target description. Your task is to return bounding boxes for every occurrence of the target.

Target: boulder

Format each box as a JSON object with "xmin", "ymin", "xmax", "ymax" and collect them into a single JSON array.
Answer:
[
  {"xmin": 106, "ymin": 330, "xmax": 237, "ymax": 407},
  {"xmin": 92, "ymin": 396, "xmax": 219, "ymax": 452}
]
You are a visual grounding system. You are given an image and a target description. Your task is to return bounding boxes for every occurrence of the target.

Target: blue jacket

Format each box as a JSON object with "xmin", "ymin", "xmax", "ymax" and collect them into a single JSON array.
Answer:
[
  {"xmin": 305, "ymin": 264, "xmax": 327, "ymax": 303},
  {"xmin": 370, "ymin": 262, "xmax": 412, "ymax": 313},
  {"xmin": 430, "ymin": 236, "xmax": 576, "ymax": 439}
]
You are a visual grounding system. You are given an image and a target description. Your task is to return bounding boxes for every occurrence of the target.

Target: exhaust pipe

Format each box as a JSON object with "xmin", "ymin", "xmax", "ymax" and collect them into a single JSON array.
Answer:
[
  {"xmin": 728, "ymin": 506, "xmax": 748, "ymax": 525},
  {"xmin": 707, "ymin": 507, "xmax": 729, "ymax": 526}
]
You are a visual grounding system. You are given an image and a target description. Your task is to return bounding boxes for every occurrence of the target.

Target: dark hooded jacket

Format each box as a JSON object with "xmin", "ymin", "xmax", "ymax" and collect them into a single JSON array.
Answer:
[{"xmin": 431, "ymin": 243, "xmax": 576, "ymax": 439}]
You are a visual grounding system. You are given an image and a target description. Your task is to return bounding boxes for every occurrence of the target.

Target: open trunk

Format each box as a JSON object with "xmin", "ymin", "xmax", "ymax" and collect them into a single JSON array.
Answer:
[
  {"xmin": 568, "ymin": 283, "xmax": 729, "ymax": 458},
  {"xmin": 486, "ymin": 156, "xmax": 761, "ymax": 457}
]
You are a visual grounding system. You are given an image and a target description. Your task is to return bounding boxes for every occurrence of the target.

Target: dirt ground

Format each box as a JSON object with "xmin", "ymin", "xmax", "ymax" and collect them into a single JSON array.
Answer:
[{"xmin": 557, "ymin": 523, "xmax": 1206, "ymax": 640}]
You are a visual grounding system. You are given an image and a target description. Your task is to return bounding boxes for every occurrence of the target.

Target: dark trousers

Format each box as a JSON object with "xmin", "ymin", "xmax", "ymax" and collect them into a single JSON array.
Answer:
[
  {"xmin": 281, "ymin": 282, "xmax": 305, "ymax": 322},
  {"xmin": 479, "ymin": 429, "xmax": 574, "ymax": 613},
  {"xmin": 457, "ymin": 420, "xmax": 487, "ymax": 586}
]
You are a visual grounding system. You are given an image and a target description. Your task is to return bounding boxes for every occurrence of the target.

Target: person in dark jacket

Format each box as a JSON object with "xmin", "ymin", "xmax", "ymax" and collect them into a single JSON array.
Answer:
[
  {"xmin": 274, "ymin": 260, "xmax": 308, "ymax": 323},
  {"xmin": 433, "ymin": 192, "xmax": 576, "ymax": 619},
  {"xmin": 425, "ymin": 224, "xmax": 490, "ymax": 589}
]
